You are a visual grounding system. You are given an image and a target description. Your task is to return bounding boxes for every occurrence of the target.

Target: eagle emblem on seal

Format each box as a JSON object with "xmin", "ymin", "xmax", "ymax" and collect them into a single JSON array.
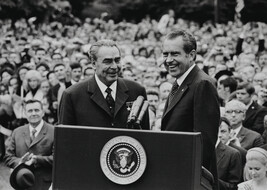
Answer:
[{"xmin": 112, "ymin": 148, "xmax": 136, "ymax": 173}]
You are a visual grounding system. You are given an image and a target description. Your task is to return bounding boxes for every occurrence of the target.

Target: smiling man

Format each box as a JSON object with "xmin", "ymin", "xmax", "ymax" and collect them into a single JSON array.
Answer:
[
  {"xmin": 160, "ymin": 30, "xmax": 220, "ymax": 189},
  {"xmin": 58, "ymin": 40, "xmax": 149, "ymax": 129}
]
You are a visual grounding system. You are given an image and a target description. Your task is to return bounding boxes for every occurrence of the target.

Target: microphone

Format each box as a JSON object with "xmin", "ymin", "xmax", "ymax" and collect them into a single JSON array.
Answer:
[
  {"xmin": 135, "ymin": 100, "xmax": 149, "ymax": 126},
  {"xmin": 127, "ymin": 96, "xmax": 144, "ymax": 127}
]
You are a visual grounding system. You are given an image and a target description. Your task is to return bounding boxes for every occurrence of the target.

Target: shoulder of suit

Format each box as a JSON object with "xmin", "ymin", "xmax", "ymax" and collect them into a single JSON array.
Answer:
[
  {"xmin": 120, "ymin": 78, "xmax": 145, "ymax": 89},
  {"xmin": 225, "ymin": 144, "xmax": 240, "ymax": 155},
  {"xmin": 64, "ymin": 80, "xmax": 88, "ymax": 93},
  {"xmin": 242, "ymin": 127, "xmax": 261, "ymax": 136},
  {"xmin": 13, "ymin": 124, "xmax": 28, "ymax": 133}
]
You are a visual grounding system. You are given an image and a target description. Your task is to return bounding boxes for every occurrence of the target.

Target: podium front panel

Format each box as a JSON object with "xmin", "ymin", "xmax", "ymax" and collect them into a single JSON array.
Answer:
[{"xmin": 53, "ymin": 125, "xmax": 202, "ymax": 190}]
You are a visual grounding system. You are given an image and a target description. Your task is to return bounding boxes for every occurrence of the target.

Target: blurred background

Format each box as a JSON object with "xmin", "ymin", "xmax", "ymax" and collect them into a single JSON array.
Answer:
[{"xmin": 0, "ymin": 0, "xmax": 266, "ymax": 25}]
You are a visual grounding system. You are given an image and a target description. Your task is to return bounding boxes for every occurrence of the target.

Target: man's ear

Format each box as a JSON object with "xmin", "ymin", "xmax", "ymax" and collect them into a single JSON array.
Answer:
[{"xmin": 189, "ymin": 50, "xmax": 196, "ymax": 61}]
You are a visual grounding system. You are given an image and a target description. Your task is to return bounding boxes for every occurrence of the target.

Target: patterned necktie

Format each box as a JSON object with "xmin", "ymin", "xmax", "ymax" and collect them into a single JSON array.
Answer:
[
  {"xmin": 31, "ymin": 128, "xmax": 37, "ymax": 143},
  {"xmin": 106, "ymin": 87, "xmax": 115, "ymax": 115},
  {"xmin": 168, "ymin": 81, "xmax": 179, "ymax": 106}
]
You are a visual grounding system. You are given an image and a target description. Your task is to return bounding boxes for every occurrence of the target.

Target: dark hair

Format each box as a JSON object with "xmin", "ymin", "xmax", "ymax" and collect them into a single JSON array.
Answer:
[
  {"xmin": 35, "ymin": 47, "xmax": 46, "ymax": 54},
  {"xmin": 220, "ymin": 117, "xmax": 231, "ymax": 130},
  {"xmin": 24, "ymin": 99, "xmax": 43, "ymax": 110},
  {"xmin": 36, "ymin": 63, "xmax": 49, "ymax": 71},
  {"xmin": 146, "ymin": 89, "xmax": 159, "ymax": 97},
  {"xmin": 70, "ymin": 62, "xmax": 82, "ymax": 70},
  {"xmin": 220, "ymin": 77, "xmax": 238, "ymax": 93},
  {"xmin": 237, "ymin": 82, "xmax": 255, "ymax": 95},
  {"xmin": 53, "ymin": 63, "xmax": 65, "ymax": 71},
  {"xmin": 0, "ymin": 67, "xmax": 14, "ymax": 78},
  {"xmin": 46, "ymin": 71, "xmax": 55, "ymax": 79},
  {"xmin": 164, "ymin": 30, "xmax": 197, "ymax": 55}
]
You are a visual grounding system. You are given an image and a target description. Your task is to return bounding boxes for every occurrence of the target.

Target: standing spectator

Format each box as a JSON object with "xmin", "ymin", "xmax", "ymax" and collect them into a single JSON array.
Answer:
[
  {"xmin": 24, "ymin": 70, "xmax": 44, "ymax": 102},
  {"xmin": 4, "ymin": 99, "xmax": 54, "ymax": 190},
  {"xmin": 160, "ymin": 30, "xmax": 220, "ymax": 189},
  {"xmin": 70, "ymin": 63, "xmax": 82, "ymax": 85},
  {"xmin": 58, "ymin": 39, "xmax": 149, "ymax": 129}
]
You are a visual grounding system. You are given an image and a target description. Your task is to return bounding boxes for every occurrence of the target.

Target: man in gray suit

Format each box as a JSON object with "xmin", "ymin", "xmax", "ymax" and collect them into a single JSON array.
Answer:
[
  {"xmin": 5, "ymin": 99, "xmax": 54, "ymax": 190},
  {"xmin": 224, "ymin": 99, "xmax": 264, "ymax": 150}
]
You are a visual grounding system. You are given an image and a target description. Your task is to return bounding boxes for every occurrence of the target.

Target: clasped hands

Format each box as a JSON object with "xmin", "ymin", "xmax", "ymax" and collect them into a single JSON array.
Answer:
[{"xmin": 20, "ymin": 152, "xmax": 37, "ymax": 166}]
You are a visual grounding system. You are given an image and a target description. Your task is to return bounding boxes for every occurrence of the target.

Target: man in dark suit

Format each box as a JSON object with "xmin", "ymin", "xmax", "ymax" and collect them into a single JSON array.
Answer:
[
  {"xmin": 224, "ymin": 99, "xmax": 264, "ymax": 150},
  {"xmin": 216, "ymin": 117, "xmax": 242, "ymax": 190},
  {"xmin": 236, "ymin": 82, "xmax": 267, "ymax": 134},
  {"xmin": 5, "ymin": 99, "xmax": 54, "ymax": 190},
  {"xmin": 59, "ymin": 40, "xmax": 149, "ymax": 129},
  {"xmin": 161, "ymin": 30, "xmax": 220, "ymax": 189}
]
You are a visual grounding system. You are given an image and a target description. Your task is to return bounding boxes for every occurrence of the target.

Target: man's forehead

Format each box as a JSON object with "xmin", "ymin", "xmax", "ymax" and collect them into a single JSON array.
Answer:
[{"xmin": 25, "ymin": 102, "xmax": 42, "ymax": 109}]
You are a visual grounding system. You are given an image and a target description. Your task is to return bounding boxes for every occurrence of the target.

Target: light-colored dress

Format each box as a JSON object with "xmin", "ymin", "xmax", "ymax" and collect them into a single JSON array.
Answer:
[{"xmin": 238, "ymin": 180, "xmax": 253, "ymax": 190}]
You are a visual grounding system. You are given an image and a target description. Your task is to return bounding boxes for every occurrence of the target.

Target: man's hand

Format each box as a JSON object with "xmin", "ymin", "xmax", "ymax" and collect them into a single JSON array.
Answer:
[
  {"xmin": 25, "ymin": 154, "xmax": 37, "ymax": 166},
  {"xmin": 19, "ymin": 152, "xmax": 31, "ymax": 164}
]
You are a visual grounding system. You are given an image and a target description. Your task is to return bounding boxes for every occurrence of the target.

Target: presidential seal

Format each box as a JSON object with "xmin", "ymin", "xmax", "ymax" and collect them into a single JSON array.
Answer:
[{"xmin": 100, "ymin": 136, "xmax": 147, "ymax": 185}]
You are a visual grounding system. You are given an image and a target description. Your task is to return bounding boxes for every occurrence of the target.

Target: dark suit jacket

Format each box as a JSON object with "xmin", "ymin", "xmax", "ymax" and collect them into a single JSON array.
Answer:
[
  {"xmin": 58, "ymin": 77, "xmax": 150, "ymax": 129},
  {"xmin": 237, "ymin": 126, "xmax": 264, "ymax": 150},
  {"xmin": 229, "ymin": 142, "xmax": 247, "ymax": 169},
  {"xmin": 161, "ymin": 66, "xmax": 220, "ymax": 188},
  {"xmin": 48, "ymin": 81, "xmax": 72, "ymax": 102},
  {"xmin": 216, "ymin": 141, "xmax": 242, "ymax": 190},
  {"xmin": 4, "ymin": 122, "xmax": 54, "ymax": 190},
  {"xmin": 243, "ymin": 101, "xmax": 267, "ymax": 134}
]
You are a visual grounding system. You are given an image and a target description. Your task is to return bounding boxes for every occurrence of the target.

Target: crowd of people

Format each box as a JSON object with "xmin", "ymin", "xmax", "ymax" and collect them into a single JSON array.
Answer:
[{"xmin": 0, "ymin": 13, "xmax": 267, "ymax": 189}]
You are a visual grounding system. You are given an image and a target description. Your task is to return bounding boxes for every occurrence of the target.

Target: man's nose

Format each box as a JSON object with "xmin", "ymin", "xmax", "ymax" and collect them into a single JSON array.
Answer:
[{"xmin": 166, "ymin": 55, "xmax": 174, "ymax": 63}]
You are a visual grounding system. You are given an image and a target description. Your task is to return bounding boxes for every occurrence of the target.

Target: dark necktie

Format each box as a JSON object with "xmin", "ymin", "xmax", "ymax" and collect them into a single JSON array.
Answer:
[
  {"xmin": 105, "ymin": 87, "xmax": 115, "ymax": 115},
  {"xmin": 168, "ymin": 81, "xmax": 179, "ymax": 106},
  {"xmin": 31, "ymin": 128, "xmax": 37, "ymax": 143}
]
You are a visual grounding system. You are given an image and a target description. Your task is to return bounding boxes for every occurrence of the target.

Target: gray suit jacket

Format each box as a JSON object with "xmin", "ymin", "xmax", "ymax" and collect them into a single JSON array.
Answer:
[
  {"xmin": 237, "ymin": 126, "xmax": 264, "ymax": 150},
  {"xmin": 5, "ymin": 121, "xmax": 54, "ymax": 190}
]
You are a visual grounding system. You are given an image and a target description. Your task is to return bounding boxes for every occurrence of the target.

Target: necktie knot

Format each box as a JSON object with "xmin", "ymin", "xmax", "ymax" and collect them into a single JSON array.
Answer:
[{"xmin": 106, "ymin": 87, "xmax": 112, "ymax": 94}]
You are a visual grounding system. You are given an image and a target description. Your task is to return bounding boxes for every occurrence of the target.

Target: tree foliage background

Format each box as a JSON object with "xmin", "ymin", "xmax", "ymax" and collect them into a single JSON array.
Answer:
[{"xmin": 0, "ymin": 0, "xmax": 266, "ymax": 24}]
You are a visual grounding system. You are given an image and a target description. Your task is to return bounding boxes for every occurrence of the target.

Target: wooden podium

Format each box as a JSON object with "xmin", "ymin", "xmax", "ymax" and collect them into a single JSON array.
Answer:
[{"xmin": 53, "ymin": 125, "xmax": 212, "ymax": 190}]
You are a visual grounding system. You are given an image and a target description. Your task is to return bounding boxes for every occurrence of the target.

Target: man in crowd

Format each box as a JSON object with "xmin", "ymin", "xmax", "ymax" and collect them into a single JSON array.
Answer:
[
  {"xmin": 216, "ymin": 117, "xmax": 243, "ymax": 190},
  {"xmin": 160, "ymin": 30, "xmax": 220, "ymax": 189},
  {"xmin": 70, "ymin": 62, "xmax": 82, "ymax": 85},
  {"xmin": 224, "ymin": 99, "xmax": 264, "ymax": 150},
  {"xmin": 58, "ymin": 39, "xmax": 149, "ymax": 130},
  {"xmin": 235, "ymin": 82, "xmax": 267, "ymax": 134},
  {"xmin": 4, "ymin": 99, "xmax": 54, "ymax": 190}
]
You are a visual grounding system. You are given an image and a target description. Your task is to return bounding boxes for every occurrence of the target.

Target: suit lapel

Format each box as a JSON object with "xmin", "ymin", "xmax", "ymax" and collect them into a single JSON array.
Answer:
[
  {"xmin": 163, "ymin": 66, "xmax": 199, "ymax": 118},
  {"xmin": 23, "ymin": 125, "xmax": 31, "ymax": 147},
  {"xmin": 30, "ymin": 122, "xmax": 48, "ymax": 147},
  {"xmin": 114, "ymin": 78, "xmax": 129, "ymax": 117},
  {"xmin": 237, "ymin": 127, "xmax": 246, "ymax": 143},
  {"xmin": 87, "ymin": 77, "xmax": 114, "ymax": 117},
  {"xmin": 244, "ymin": 102, "xmax": 258, "ymax": 123},
  {"xmin": 216, "ymin": 141, "xmax": 225, "ymax": 164}
]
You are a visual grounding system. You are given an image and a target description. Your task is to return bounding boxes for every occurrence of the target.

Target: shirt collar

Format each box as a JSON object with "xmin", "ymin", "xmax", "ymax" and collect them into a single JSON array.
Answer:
[
  {"xmin": 176, "ymin": 64, "xmax": 196, "ymax": 86},
  {"xmin": 232, "ymin": 125, "xmax": 242, "ymax": 137},
  {"xmin": 94, "ymin": 74, "xmax": 117, "ymax": 100},
  {"xmin": 29, "ymin": 119, "xmax": 44, "ymax": 137},
  {"xmin": 71, "ymin": 79, "xmax": 78, "ymax": 85}
]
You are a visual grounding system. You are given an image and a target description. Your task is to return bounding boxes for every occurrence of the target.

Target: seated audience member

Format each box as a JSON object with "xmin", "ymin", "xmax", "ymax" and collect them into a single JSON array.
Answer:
[
  {"xmin": 219, "ymin": 117, "xmax": 247, "ymax": 169},
  {"xmin": 261, "ymin": 115, "xmax": 267, "ymax": 144},
  {"xmin": 4, "ymin": 99, "xmax": 54, "ymax": 190},
  {"xmin": 224, "ymin": 100, "xmax": 264, "ymax": 150},
  {"xmin": 236, "ymin": 82, "xmax": 267, "ymax": 134},
  {"xmin": 238, "ymin": 147, "xmax": 267, "ymax": 190},
  {"xmin": 216, "ymin": 117, "xmax": 243, "ymax": 190}
]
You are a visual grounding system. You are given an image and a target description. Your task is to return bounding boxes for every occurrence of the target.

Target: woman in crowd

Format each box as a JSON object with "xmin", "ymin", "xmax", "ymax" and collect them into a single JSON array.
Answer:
[
  {"xmin": 238, "ymin": 147, "xmax": 267, "ymax": 190},
  {"xmin": 23, "ymin": 70, "xmax": 44, "ymax": 101}
]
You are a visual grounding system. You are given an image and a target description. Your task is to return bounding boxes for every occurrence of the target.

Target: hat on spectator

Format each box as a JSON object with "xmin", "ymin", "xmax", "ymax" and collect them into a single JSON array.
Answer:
[
  {"xmin": 10, "ymin": 163, "xmax": 35, "ymax": 189},
  {"xmin": 214, "ymin": 70, "xmax": 233, "ymax": 81}
]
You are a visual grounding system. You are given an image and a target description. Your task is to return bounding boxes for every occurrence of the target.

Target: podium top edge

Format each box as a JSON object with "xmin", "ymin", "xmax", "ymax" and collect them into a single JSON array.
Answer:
[{"xmin": 56, "ymin": 125, "xmax": 202, "ymax": 136}]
